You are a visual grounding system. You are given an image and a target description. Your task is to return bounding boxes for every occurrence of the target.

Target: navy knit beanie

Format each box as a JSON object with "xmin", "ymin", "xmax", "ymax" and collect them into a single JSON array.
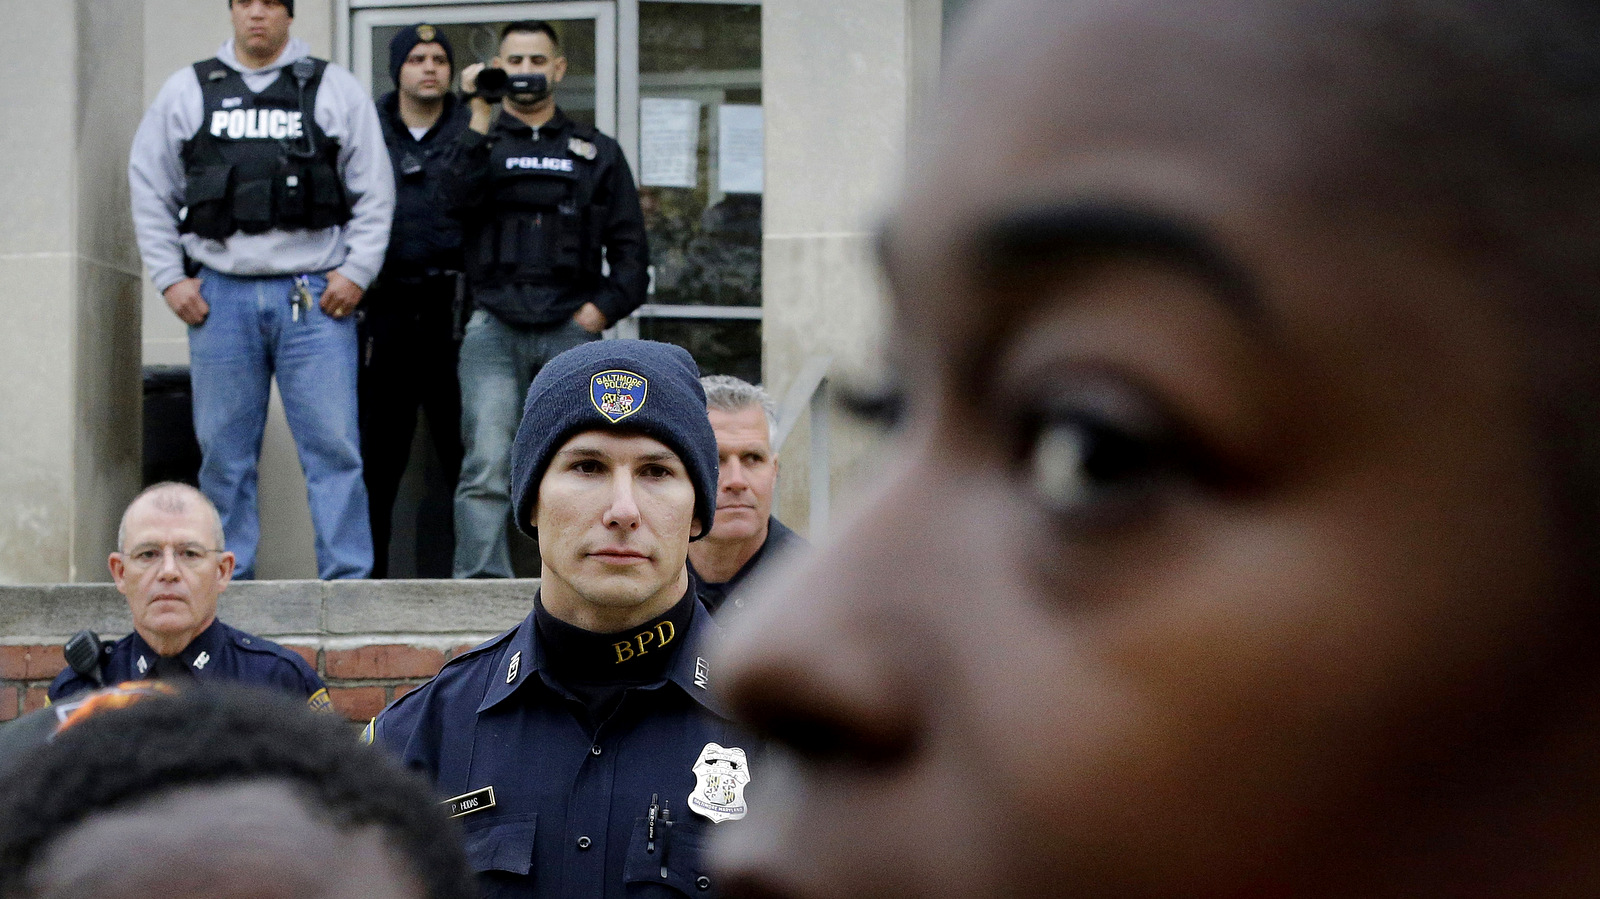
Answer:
[
  {"xmin": 511, "ymin": 340, "xmax": 719, "ymax": 542},
  {"xmin": 389, "ymin": 23, "xmax": 454, "ymax": 86}
]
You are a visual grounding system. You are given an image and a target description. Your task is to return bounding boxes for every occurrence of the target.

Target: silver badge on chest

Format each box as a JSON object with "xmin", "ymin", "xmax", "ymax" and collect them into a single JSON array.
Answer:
[{"xmin": 688, "ymin": 742, "xmax": 750, "ymax": 823}]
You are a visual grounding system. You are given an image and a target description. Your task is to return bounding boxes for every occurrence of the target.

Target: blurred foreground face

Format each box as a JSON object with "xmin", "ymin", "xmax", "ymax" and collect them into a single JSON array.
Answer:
[
  {"xmin": 27, "ymin": 782, "xmax": 422, "ymax": 899},
  {"xmin": 713, "ymin": 1, "xmax": 1584, "ymax": 896}
]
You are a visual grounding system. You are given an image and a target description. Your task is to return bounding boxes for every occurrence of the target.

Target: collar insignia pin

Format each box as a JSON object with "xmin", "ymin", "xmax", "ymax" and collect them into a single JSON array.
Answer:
[
  {"xmin": 569, "ymin": 137, "xmax": 597, "ymax": 160},
  {"xmin": 507, "ymin": 650, "xmax": 521, "ymax": 684},
  {"xmin": 689, "ymin": 743, "xmax": 750, "ymax": 823},
  {"xmin": 136, "ymin": 655, "xmax": 149, "ymax": 675},
  {"xmin": 693, "ymin": 657, "xmax": 710, "ymax": 689},
  {"xmin": 193, "ymin": 651, "xmax": 210, "ymax": 671}
]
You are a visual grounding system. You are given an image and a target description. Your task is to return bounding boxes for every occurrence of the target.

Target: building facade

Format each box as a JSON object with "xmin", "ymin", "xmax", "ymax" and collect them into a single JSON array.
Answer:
[{"xmin": 0, "ymin": 0, "xmax": 946, "ymax": 582}]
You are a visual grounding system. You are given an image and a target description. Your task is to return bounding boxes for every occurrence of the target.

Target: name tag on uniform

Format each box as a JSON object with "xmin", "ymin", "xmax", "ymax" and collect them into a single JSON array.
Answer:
[{"xmin": 442, "ymin": 786, "xmax": 496, "ymax": 819}]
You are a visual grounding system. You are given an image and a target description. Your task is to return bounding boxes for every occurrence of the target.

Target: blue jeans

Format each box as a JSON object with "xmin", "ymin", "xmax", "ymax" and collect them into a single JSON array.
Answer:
[
  {"xmin": 455, "ymin": 310, "xmax": 598, "ymax": 578},
  {"xmin": 189, "ymin": 269, "xmax": 373, "ymax": 580}
]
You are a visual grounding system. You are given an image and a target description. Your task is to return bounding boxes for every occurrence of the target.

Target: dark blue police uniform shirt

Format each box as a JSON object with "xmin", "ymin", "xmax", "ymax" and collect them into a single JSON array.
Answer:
[
  {"xmin": 689, "ymin": 516, "xmax": 807, "ymax": 615},
  {"xmin": 47, "ymin": 619, "xmax": 329, "ymax": 710},
  {"xmin": 372, "ymin": 596, "xmax": 757, "ymax": 898}
]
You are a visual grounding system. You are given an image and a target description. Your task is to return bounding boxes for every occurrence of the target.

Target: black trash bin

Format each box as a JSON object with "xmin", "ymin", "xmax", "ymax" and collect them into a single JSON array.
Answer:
[{"xmin": 143, "ymin": 365, "xmax": 202, "ymax": 488}]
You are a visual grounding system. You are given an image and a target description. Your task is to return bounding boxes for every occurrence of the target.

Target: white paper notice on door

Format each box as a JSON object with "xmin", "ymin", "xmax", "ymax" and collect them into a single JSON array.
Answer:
[
  {"xmin": 640, "ymin": 98, "xmax": 700, "ymax": 189},
  {"xmin": 718, "ymin": 105, "xmax": 764, "ymax": 195}
]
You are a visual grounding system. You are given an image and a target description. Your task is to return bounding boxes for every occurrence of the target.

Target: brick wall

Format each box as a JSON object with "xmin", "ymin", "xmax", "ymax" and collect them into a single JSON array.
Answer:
[
  {"xmin": 0, "ymin": 639, "xmax": 487, "ymax": 723},
  {"xmin": 0, "ymin": 580, "xmax": 540, "ymax": 723}
]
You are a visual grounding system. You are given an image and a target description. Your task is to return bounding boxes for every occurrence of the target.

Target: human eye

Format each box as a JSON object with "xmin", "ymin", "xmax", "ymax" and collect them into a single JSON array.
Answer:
[
  {"xmin": 640, "ymin": 463, "xmax": 675, "ymax": 480},
  {"xmin": 571, "ymin": 458, "xmax": 603, "ymax": 475},
  {"xmin": 131, "ymin": 547, "xmax": 162, "ymax": 564},
  {"xmin": 1012, "ymin": 385, "xmax": 1202, "ymax": 526},
  {"xmin": 179, "ymin": 545, "xmax": 209, "ymax": 562}
]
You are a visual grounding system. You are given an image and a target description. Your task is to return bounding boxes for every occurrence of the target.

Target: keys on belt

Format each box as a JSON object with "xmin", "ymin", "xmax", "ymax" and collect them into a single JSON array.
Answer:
[{"xmin": 290, "ymin": 276, "xmax": 315, "ymax": 322}]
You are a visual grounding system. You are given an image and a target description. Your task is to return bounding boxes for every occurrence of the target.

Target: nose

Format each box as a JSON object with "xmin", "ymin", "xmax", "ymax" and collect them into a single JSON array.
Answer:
[
  {"xmin": 721, "ymin": 458, "xmax": 749, "ymax": 493},
  {"xmin": 711, "ymin": 445, "xmax": 1001, "ymax": 893},
  {"xmin": 156, "ymin": 547, "xmax": 184, "ymax": 579},
  {"xmin": 602, "ymin": 471, "xmax": 642, "ymax": 531}
]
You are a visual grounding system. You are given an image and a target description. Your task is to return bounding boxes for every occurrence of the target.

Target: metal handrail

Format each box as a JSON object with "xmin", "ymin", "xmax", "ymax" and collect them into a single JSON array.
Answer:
[{"xmin": 773, "ymin": 356, "xmax": 832, "ymax": 539}]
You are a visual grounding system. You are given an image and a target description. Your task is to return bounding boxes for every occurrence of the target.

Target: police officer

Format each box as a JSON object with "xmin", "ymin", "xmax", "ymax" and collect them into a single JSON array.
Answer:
[
  {"xmin": 372, "ymin": 340, "xmax": 754, "ymax": 898},
  {"xmin": 360, "ymin": 24, "xmax": 471, "ymax": 578},
  {"xmin": 48, "ymin": 483, "xmax": 329, "ymax": 709},
  {"xmin": 444, "ymin": 20, "xmax": 650, "ymax": 579},
  {"xmin": 129, "ymin": 0, "xmax": 394, "ymax": 580},
  {"xmin": 687, "ymin": 375, "xmax": 808, "ymax": 614}
]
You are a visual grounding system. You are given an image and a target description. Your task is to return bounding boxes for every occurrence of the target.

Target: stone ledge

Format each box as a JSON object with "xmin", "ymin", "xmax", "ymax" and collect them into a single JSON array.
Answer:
[{"xmin": 0, "ymin": 579, "xmax": 540, "ymax": 644}]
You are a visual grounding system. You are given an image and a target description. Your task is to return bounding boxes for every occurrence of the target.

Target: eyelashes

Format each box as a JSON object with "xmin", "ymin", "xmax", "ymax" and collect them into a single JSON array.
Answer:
[{"xmin": 1021, "ymin": 410, "xmax": 1172, "ymax": 522}]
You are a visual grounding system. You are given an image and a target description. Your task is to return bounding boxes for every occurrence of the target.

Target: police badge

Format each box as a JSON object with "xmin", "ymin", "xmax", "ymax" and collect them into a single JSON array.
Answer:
[
  {"xmin": 416, "ymin": 24, "xmax": 437, "ymax": 42},
  {"xmin": 569, "ymin": 137, "xmax": 598, "ymax": 161},
  {"xmin": 590, "ymin": 370, "xmax": 649, "ymax": 423},
  {"xmin": 688, "ymin": 742, "xmax": 750, "ymax": 823}
]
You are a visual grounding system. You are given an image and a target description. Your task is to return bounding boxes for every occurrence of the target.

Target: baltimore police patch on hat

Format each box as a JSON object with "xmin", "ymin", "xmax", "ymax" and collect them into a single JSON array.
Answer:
[{"xmin": 591, "ymin": 370, "xmax": 649, "ymax": 423}]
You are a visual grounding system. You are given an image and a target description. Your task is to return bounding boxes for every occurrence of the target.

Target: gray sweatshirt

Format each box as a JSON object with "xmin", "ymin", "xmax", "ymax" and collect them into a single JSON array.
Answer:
[{"xmin": 129, "ymin": 38, "xmax": 394, "ymax": 293}]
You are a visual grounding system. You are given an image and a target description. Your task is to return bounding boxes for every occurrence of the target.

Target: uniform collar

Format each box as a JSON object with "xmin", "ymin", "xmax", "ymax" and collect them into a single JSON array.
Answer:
[
  {"xmin": 491, "ymin": 107, "xmax": 571, "ymax": 138},
  {"xmin": 129, "ymin": 619, "xmax": 227, "ymax": 678},
  {"xmin": 479, "ymin": 591, "xmax": 730, "ymax": 718},
  {"xmin": 380, "ymin": 90, "xmax": 460, "ymax": 141}
]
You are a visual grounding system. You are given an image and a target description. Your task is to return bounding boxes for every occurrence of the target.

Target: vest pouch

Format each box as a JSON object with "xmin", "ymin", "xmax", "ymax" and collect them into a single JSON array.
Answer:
[
  {"xmin": 275, "ymin": 160, "xmax": 311, "ymax": 227},
  {"xmin": 306, "ymin": 162, "xmax": 350, "ymax": 229},
  {"xmin": 551, "ymin": 206, "xmax": 585, "ymax": 276},
  {"xmin": 233, "ymin": 174, "xmax": 275, "ymax": 235},
  {"xmin": 500, "ymin": 170, "xmax": 573, "ymax": 211},
  {"xmin": 182, "ymin": 164, "xmax": 235, "ymax": 240}
]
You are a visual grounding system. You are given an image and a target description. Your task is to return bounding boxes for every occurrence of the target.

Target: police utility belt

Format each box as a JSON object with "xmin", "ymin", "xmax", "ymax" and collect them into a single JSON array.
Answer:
[{"xmin": 178, "ymin": 57, "xmax": 353, "ymax": 240}]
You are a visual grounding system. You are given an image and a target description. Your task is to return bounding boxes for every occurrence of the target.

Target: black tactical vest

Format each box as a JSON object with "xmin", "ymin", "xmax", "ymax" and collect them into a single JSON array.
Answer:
[
  {"xmin": 180, "ymin": 57, "xmax": 352, "ymax": 239},
  {"xmin": 468, "ymin": 119, "xmax": 602, "ymax": 299}
]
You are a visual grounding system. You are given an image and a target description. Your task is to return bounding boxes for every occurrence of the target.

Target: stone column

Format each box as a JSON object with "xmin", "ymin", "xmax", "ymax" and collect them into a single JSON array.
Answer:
[
  {"xmin": 0, "ymin": 0, "xmax": 145, "ymax": 583},
  {"xmin": 761, "ymin": 0, "xmax": 943, "ymax": 538}
]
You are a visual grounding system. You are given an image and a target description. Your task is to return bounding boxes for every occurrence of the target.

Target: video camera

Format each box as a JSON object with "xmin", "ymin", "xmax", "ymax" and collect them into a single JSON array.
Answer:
[{"xmin": 475, "ymin": 68, "xmax": 549, "ymax": 103}]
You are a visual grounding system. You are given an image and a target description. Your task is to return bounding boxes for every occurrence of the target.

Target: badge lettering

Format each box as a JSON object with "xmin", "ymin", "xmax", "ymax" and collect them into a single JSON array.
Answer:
[
  {"xmin": 694, "ymin": 657, "xmax": 710, "ymax": 689},
  {"xmin": 505, "ymin": 156, "xmax": 575, "ymax": 172},
  {"xmin": 136, "ymin": 655, "xmax": 149, "ymax": 675},
  {"xmin": 192, "ymin": 651, "xmax": 210, "ymax": 671},
  {"xmin": 613, "ymin": 621, "xmax": 676, "ymax": 664},
  {"xmin": 210, "ymin": 109, "xmax": 303, "ymax": 140},
  {"xmin": 507, "ymin": 650, "xmax": 521, "ymax": 684},
  {"xmin": 590, "ymin": 371, "xmax": 649, "ymax": 424},
  {"xmin": 441, "ymin": 786, "xmax": 496, "ymax": 819},
  {"xmin": 689, "ymin": 743, "xmax": 751, "ymax": 823}
]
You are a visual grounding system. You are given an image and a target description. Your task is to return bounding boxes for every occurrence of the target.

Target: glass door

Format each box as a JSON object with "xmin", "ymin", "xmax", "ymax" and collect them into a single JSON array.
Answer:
[
  {"xmin": 350, "ymin": 2, "xmax": 618, "ymax": 136},
  {"xmin": 623, "ymin": 0, "xmax": 763, "ymax": 383}
]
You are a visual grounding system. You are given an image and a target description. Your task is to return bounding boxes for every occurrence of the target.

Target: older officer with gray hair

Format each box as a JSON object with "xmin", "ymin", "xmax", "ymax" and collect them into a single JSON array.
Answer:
[{"xmin": 687, "ymin": 375, "xmax": 807, "ymax": 614}]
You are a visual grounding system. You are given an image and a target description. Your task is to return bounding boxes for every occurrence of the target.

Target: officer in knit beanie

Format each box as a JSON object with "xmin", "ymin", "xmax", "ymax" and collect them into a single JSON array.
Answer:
[
  {"xmin": 388, "ymin": 23, "xmax": 454, "ymax": 87},
  {"xmin": 510, "ymin": 340, "xmax": 720, "ymax": 542}
]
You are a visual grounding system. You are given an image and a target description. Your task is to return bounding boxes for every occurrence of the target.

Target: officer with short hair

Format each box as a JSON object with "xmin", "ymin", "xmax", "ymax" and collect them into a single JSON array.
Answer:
[
  {"xmin": 360, "ymin": 24, "xmax": 471, "ymax": 578},
  {"xmin": 444, "ymin": 20, "xmax": 650, "ymax": 579},
  {"xmin": 372, "ymin": 340, "xmax": 755, "ymax": 899},
  {"xmin": 129, "ymin": 0, "xmax": 394, "ymax": 580},
  {"xmin": 48, "ymin": 483, "xmax": 328, "ymax": 709},
  {"xmin": 688, "ymin": 375, "xmax": 808, "ymax": 614}
]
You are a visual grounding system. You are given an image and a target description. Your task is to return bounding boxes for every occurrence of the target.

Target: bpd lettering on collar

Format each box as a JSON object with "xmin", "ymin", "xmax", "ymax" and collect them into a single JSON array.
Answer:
[
  {"xmin": 613, "ymin": 620, "xmax": 676, "ymax": 664},
  {"xmin": 506, "ymin": 156, "xmax": 575, "ymax": 172},
  {"xmin": 209, "ymin": 108, "xmax": 304, "ymax": 141}
]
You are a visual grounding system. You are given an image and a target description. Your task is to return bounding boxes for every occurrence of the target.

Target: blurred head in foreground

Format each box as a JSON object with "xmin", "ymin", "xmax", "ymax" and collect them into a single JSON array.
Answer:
[
  {"xmin": 0, "ymin": 685, "xmax": 473, "ymax": 899},
  {"xmin": 712, "ymin": 1, "xmax": 1600, "ymax": 896}
]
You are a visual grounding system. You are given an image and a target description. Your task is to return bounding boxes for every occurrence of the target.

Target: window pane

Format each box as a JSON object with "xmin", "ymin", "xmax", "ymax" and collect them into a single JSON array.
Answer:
[
  {"xmin": 638, "ymin": 3, "xmax": 762, "ymax": 309},
  {"xmin": 369, "ymin": 20, "xmax": 598, "ymax": 128},
  {"xmin": 637, "ymin": 318, "xmax": 763, "ymax": 385}
]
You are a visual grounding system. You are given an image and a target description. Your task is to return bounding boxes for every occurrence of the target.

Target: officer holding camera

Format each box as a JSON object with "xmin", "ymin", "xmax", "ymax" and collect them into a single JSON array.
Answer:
[{"xmin": 444, "ymin": 20, "xmax": 650, "ymax": 579}]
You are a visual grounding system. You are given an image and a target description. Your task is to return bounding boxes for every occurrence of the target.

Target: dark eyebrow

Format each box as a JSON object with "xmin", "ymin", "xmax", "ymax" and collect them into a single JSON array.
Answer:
[{"xmin": 970, "ymin": 201, "xmax": 1263, "ymax": 326}]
